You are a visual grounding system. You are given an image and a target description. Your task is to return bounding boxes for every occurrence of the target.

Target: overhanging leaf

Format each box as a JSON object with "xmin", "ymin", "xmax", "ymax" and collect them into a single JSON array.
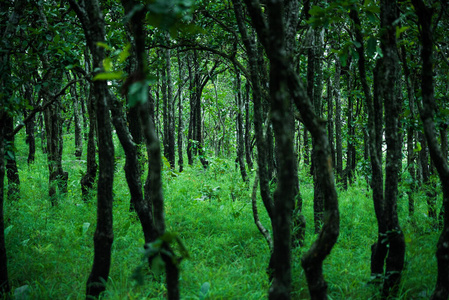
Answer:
[
  {"xmin": 128, "ymin": 80, "xmax": 149, "ymax": 107},
  {"xmin": 93, "ymin": 71, "xmax": 124, "ymax": 81}
]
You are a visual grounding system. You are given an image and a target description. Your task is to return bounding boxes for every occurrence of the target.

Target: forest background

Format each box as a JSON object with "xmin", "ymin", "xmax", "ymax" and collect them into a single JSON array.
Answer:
[{"xmin": 1, "ymin": 0, "xmax": 449, "ymax": 299}]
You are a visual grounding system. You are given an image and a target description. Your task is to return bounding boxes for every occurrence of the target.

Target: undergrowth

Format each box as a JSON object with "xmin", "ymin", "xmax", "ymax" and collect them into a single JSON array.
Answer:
[{"xmin": 3, "ymin": 131, "xmax": 439, "ymax": 299}]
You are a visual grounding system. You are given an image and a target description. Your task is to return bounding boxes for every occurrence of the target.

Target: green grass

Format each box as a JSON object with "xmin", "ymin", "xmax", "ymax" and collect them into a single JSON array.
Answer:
[{"xmin": 3, "ymin": 131, "xmax": 439, "ymax": 299}]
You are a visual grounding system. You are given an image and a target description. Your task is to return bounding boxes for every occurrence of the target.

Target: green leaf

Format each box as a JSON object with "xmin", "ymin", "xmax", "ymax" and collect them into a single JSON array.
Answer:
[
  {"xmin": 96, "ymin": 41, "xmax": 112, "ymax": 50},
  {"xmin": 6, "ymin": 151, "xmax": 15, "ymax": 161},
  {"xmin": 396, "ymin": 26, "xmax": 409, "ymax": 39},
  {"xmin": 414, "ymin": 141, "xmax": 422, "ymax": 153},
  {"xmin": 309, "ymin": 5, "xmax": 325, "ymax": 16},
  {"xmin": 128, "ymin": 80, "xmax": 149, "ymax": 107},
  {"xmin": 353, "ymin": 41, "xmax": 362, "ymax": 48},
  {"xmin": 367, "ymin": 36, "xmax": 377, "ymax": 57},
  {"xmin": 93, "ymin": 71, "xmax": 124, "ymax": 81},
  {"xmin": 199, "ymin": 282, "xmax": 211, "ymax": 300},
  {"xmin": 117, "ymin": 43, "xmax": 131, "ymax": 64},
  {"xmin": 82, "ymin": 223, "xmax": 90, "ymax": 235},
  {"xmin": 103, "ymin": 57, "xmax": 113, "ymax": 72},
  {"xmin": 5, "ymin": 225, "xmax": 13, "ymax": 237}
]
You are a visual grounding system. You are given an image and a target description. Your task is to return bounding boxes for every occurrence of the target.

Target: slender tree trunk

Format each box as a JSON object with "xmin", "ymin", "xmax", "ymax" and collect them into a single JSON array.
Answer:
[
  {"xmin": 232, "ymin": 0, "xmax": 275, "ymax": 284},
  {"xmin": 345, "ymin": 74, "xmax": 354, "ymax": 188},
  {"xmin": 235, "ymin": 67, "xmax": 248, "ymax": 182},
  {"xmin": 44, "ymin": 97, "xmax": 68, "ymax": 205},
  {"xmin": 412, "ymin": 1, "xmax": 449, "ymax": 298},
  {"xmin": 327, "ymin": 77, "xmax": 335, "ymax": 167},
  {"xmin": 24, "ymin": 84, "xmax": 36, "ymax": 164},
  {"xmin": 349, "ymin": 7, "xmax": 389, "ymax": 283},
  {"xmin": 400, "ymin": 44, "xmax": 416, "ymax": 217},
  {"xmin": 0, "ymin": 115, "xmax": 9, "ymax": 296},
  {"xmin": 164, "ymin": 46, "xmax": 175, "ymax": 169},
  {"xmin": 70, "ymin": 72, "xmax": 83, "ymax": 159},
  {"xmin": 5, "ymin": 115, "xmax": 20, "ymax": 201},
  {"xmin": 68, "ymin": 1, "xmax": 115, "ymax": 297},
  {"xmin": 177, "ymin": 50, "xmax": 184, "ymax": 172},
  {"xmin": 81, "ymin": 86, "xmax": 97, "ymax": 200},
  {"xmin": 187, "ymin": 53, "xmax": 194, "ymax": 165},
  {"xmin": 244, "ymin": 82, "xmax": 253, "ymax": 170}
]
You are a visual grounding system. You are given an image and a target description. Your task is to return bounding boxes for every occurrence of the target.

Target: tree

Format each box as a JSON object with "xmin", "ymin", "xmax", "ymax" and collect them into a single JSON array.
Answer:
[
  {"xmin": 412, "ymin": 1, "xmax": 449, "ymax": 298},
  {"xmin": 68, "ymin": 0, "xmax": 115, "ymax": 297}
]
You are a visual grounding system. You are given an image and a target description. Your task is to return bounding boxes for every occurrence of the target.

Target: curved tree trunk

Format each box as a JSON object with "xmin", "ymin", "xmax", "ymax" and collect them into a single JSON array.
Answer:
[
  {"xmin": 350, "ymin": 7, "xmax": 388, "ymax": 283},
  {"xmin": 412, "ymin": 1, "xmax": 449, "ymax": 298},
  {"xmin": 68, "ymin": 1, "xmax": 115, "ymax": 297}
]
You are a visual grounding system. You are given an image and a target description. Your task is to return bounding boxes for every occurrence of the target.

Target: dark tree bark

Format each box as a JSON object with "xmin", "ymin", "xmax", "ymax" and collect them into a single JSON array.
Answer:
[
  {"xmin": 81, "ymin": 86, "xmax": 98, "ymax": 200},
  {"xmin": 412, "ymin": 1, "xmax": 449, "ymax": 298},
  {"xmin": 24, "ymin": 83, "xmax": 36, "ymax": 164},
  {"xmin": 68, "ymin": 1, "xmax": 115, "ymax": 297},
  {"xmin": 232, "ymin": 0, "xmax": 275, "ymax": 283},
  {"xmin": 36, "ymin": 3, "xmax": 68, "ymax": 206},
  {"xmin": 307, "ymin": 26, "xmax": 325, "ymax": 233},
  {"xmin": 5, "ymin": 115, "xmax": 20, "ymax": 201},
  {"xmin": 0, "ymin": 115, "xmax": 9, "ymax": 297},
  {"xmin": 162, "ymin": 45, "xmax": 176, "ymax": 169},
  {"xmin": 400, "ymin": 44, "xmax": 417, "ymax": 216},
  {"xmin": 244, "ymin": 82, "xmax": 253, "ymax": 170},
  {"xmin": 242, "ymin": 0, "xmax": 339, "ymax": 298},
  {"xmin": 345, "ymin": 72, "xmax": 355, "ymax": 188},
  {"xmin": 350, "ymin": 6, "xmax": 389, "ymax": 283},
  {"xmin": 166, "ymin": 47, "xmax": 175, "ymax": 169},
  {"xmin": 420, "ymin": 132, "xmax": 438, "ymax": 219},
  {"xmin": 379, "ymin": 1, "xmax": 406, "ymax": 296},
  {"xmin": 44, "ymin": 98, "xmax": 68, "ymax": 205},
  {"xmin": 177, "ymin": 50, "xmax": 184, "ymax": 172},
  {"xmin": 121, "ymin": 1, "xmax": 180, "ymax": 298},
  {"xmin": 70, "ymin": 72, "xmax": 83, "ymax": 159},
  {"xmin": 0, "ymin": 1, "xmax": 27, "ymax": 292},
  {"xmin": 186, "ymin": 53, "xmax": 194, "ymax": 165},
  {"xmin": 327, "ymin": 77, "xmax": 335, "ymax": 167},
  {"xmin": 108, "ymin": 89, "xmax": 156, "ymax": 243},
  {"xmin": 235, "ymin": 67, "xmax": 248, "ymax": 182},
  {"xmin": 334, "ymin": 58, "xmax": 343, "ymax": 182}
]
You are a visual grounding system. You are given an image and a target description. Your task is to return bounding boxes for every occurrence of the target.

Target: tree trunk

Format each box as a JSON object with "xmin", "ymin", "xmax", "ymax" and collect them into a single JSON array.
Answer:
[
  {"xmin": 187, "ymin": 53, "xmax": 195, "ymax": 165},
  {"xmin": 24, "ymin": 83, "xmax": 36, "ymax": 164},
  {"xmin": 68, "ymin": 0, "xmax": 115, "ymax": 297},
  {"xmin": 232, "ymin": 0, "xmax": 275, "ymax": 284},
  {"xmin": 44, "ymin": 98, "xmax": 68, "ymax": 206},
  {"xmin": 0, "ymin": 114, "xmax": 10, "ymax": 296},
  {"xmin": 177, "ymin": 50, "xmax": 184, "ymax": 172},
  {"xmin": 70, "ymin": 73, "xmax": 83, "ymax": 159},
  {"xmin": 400, "ymin": 44, "xmax": 417, "ymax": 217},
  {"xmin": 244, "ymin": 82, "xmax": 253, "ymax": 170},
  {"xmin": 349, "ymin": 7, "xmax": 389, "ymax": 283},
  {"xmin": 412, "ymin": 1, "xmax": 449, "ymax": 298},
  {"xmin": 5, "ymin": 115, "xmax": 20, "ymax": 201},
  {"xmin": 379, "ymin": 1, "xmax": 406, "ymax": 296},
  {"xmin": 327, "ymin": 77, "xmax": 335, "ymax": 168},
  {"xmin": 163, "ymin": 46, "xmax": 175, "ymax": 169},
  {"xmin": 235, "ymin": 67, "xmax": 248, "ymax": 182},
  {"xmin": 81, "ymin": 85, "xmax": 97, "ymax": 200}
]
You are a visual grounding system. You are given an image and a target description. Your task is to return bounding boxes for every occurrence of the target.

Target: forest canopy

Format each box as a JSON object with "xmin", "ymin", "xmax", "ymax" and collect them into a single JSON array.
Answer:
[{"xmin": 1, "ymin": 0, "xmax": 449, "ymax": 299}]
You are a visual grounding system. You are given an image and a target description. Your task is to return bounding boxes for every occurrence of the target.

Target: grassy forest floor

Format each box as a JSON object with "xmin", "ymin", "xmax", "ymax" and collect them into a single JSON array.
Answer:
[{"xmin": 4, "ymin": 131, "xmax": 440, "ymax": 299}]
